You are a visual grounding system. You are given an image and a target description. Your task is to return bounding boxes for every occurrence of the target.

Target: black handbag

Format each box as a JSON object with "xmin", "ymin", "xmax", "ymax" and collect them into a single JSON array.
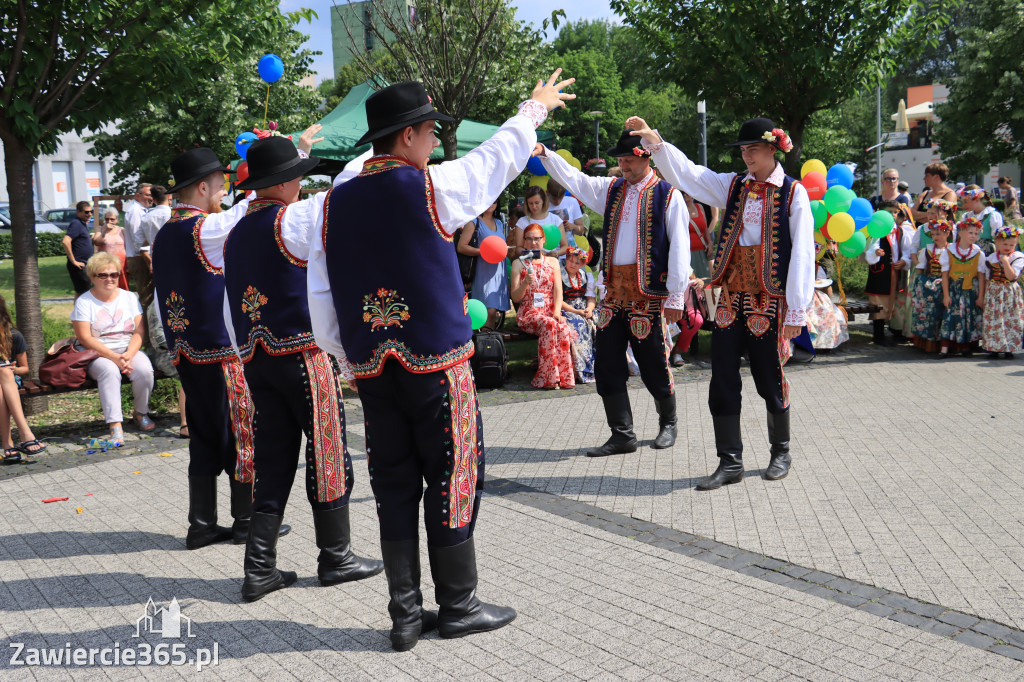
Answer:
[
  {"xmin": 470, "ymin": 330, "xmax": 507, "ymax": 388},
  {"xmin": 454, "ymin": 220, "xmax": 480, "ymax": 289}
]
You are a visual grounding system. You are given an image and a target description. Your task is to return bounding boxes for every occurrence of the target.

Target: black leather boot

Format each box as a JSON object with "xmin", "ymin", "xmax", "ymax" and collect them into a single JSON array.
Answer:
[
  {"xmin": 586, "ymin": 393, "xmax": 638, "ymax": 457},
  {"xmin": 652, "ymin": 396, "xmax": 677, "ymax": 449},
  {"xmin": 241, "ymin": 512, "xmax": 297, "ymax": 602},
  {"xmin": 765, "ymin": 410, "xmax": 792, "ymax": 481},
  {"xmin": 185, "ymin": 476, "xmax": 233, "ymax": 550},
  {"xmin": 696, "ymin": 415, "xmax": 744, "ymax": 491},
  {"xmin": 428, "ymin": 538, "xmax": 516, "ymax": 639},
  {"xmin": 381, "ymin": 539, "xmax": 439, "ymax": 652},
  {"xmin": 231, "ymin": 478, "xmax": 290, "ymax": 544},
  {"xmin": 313, "ymin": 506, "xmax": 384, "ymax": 586},
  {"xmin": 873, "ymin": 319, "xmax": 894, "ymax": 346}
]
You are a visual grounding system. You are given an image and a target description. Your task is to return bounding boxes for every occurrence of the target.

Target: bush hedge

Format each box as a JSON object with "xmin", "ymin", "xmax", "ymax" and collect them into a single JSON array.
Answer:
[{"xmin": 0, "ymin": 233, "xmax": 66, "ymax": 259}]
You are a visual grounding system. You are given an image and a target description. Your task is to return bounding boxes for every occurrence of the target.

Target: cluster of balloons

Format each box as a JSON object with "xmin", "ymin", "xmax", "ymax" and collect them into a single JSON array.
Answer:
[
  {"xmin": 466, "ymin": 235, "xmax": 509, "ymax": 329},
  {"xmin": 525, "ymin": 148, "xmax": 581, "ymax": 189},
  {"xmin": 799, "ymin": 159, "xmax": 896, "ymax": 259},
  {"xmin": 230, "ymin": 55, "xmax": 286, "ymax": 185}
]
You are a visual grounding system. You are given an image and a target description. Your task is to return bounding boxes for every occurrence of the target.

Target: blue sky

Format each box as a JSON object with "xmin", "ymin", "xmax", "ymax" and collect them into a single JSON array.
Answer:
[{"xmin": 281, "ymin": 0, "xmax": 618, "ymax": 84}]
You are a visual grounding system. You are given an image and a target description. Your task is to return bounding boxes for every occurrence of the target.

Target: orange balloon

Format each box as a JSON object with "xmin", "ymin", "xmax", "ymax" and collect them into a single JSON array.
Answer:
[
  {"xmin": 479, "ymin": 235, "xmax": 508, "ymax": 264},
  {"xmin": 802, "ymin": 171, "xmax": 826, "ymax": 201},
  {"xmin": 236, "ymin": 161, "xmax": 249, "ymax": 183}
]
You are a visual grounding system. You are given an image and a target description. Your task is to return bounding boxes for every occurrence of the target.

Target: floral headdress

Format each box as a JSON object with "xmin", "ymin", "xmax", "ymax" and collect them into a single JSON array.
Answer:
[
  {"xmin": 632, "ymin": 146, "xmax": 652, "ymax": 158},
  {"xmin": 957, "ymin": 216, "xmax": 983, "ymax": 232},
  {"xmin": 923, "ymin": 219, "xmax": 953, "ymax": 234},
  {"xmin": 565, "ymin": 245, "xmax": 587, "ymax": 259},
  {"xmin": 761, "ymin": 128, "xmax": 794, "ymax": 153},
  {"xmin": 957, "ymin": 187, "xmax": 987, "ymax": 201},
  {"xmin": 994, "ymin": 225, "xmax": 1024, "ymax": 239},
  {"xmin": 252, "ymin": 120, "xmax": 292, "ymax": 141}
]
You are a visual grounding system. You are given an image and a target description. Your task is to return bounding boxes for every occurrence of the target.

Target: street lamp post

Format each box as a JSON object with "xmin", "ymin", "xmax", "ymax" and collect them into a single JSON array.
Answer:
[
  {"xmin": 587, "ymin": 110, "xmax": 605, "ymax": 163},
  {"xmin": 697, "ymin": 100, "xmax": 707, "ymax": 167}
]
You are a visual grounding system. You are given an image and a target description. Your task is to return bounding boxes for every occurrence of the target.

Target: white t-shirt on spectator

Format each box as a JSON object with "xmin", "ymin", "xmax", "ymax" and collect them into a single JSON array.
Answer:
[
  {"xmin": 548, "ymin": 196, "xmax": 583, "ymax": 224},
  {"xmin": 516, "ymin": 213, "xmax": 562, "ymax": 231},
  {"xmin": 71, "ymin": 289, "xmax": 142, "ymax": 353}
]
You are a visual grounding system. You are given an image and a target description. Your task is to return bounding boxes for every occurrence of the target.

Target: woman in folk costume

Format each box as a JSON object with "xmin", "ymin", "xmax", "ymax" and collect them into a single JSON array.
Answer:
[
  {"xmin": 938, "ymin": 216, "xmax": 987, "ymax": 357},
  {"xmin": 909, "ymin": 220, "xmax": 953, "ymax": 353},
  {"xmin": 980, "ymin": 225, "xmax": 1024, "ymax": 359},
  {"xmin": 959, "ymin": 185, "xmax": 1003, "ymax": 254},
  {"xmin": 863, "ymin": 200, "xmax": 914, "ymax": 346},
  {"xmin": 625, "ymin": 116, "xmax": 815, "ymax": 490}
]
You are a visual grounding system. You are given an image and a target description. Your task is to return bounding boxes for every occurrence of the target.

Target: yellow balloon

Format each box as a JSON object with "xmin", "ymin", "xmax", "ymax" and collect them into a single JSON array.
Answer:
[
  {"xmin": 814, "ymin": 232, "xmax": 826, "ymax": 261},
  {"xmin": 828, "ymin": 212, "xmax": 855, "ymax": 242},
  {"xmin": 574, "ymin": 234, "xmax": 590, "ymax": 252},
  {"xmin": 569, "ymin": 157, "xmax": 582, "ymax": 171},
  {"xmin": 801, "ymin": 159, "xmax": 827, "ymax": 179},
  {"xmin": 555, "ymin": 148, "xmax": 574, "ymax": 161},
  {"xmin": 528, "ymin": 175, "xmax": 549, "ymax": 189}
]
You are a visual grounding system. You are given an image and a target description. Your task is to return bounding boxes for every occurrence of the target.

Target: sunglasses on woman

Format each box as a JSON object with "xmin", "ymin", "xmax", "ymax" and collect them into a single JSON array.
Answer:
[{"xmin": 94, "ymin": 272, "xmax": 120, "ymax": 280}]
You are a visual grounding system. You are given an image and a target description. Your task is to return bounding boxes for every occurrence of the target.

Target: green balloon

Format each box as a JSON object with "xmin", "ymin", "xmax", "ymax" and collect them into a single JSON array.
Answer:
[
  {"xmin": 865, "ymin": 215, "xmax": 891, "ymax": 239},
  {"xmin": 823, "ymin": 185, "xmax": 853, "ymax": 215},
  {"xmin": 839, "ymin": 231, "xmax": 867, "ymax": 258},
  {"xmin": 467, "ymin": 298, "xmax": 487, "ymax": 330},
  {"xmin": 542, "ymin": 224, "xmax": 561, "ymax": 251},
  {"xmin": 810, "ymin": 200, "xmax": 827, "ymax": 230}
]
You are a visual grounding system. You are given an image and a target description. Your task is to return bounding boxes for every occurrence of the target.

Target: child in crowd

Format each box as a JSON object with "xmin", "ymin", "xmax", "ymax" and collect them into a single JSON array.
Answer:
[
  {"xmin": 959, "ymin": 185, "xmax": 1003, "ymax": 253},
  {"xmin": 980, "ymin": 225, "xmax": 1024, "ymax": 359},
  {"xmin": 899, "ymin": 199, "xmax": 955, "ymax": 338},
  {"xmin": 939, "ymin": 217, "xmax": 987, "ymax": 358},
  {"xmin": 910, "ymin": 220, "xmax": 953, "ymax": 354},
  {"xmin": 864, "ymin": 200, "xmax": 914, "ymax": 345},
  {"xmin": 0, "ymin": 294, "xmax": 46, "ymax": 463},
  {"xmin": 805, "ymin": 245, "xmax": 848, "ymax": 351}
]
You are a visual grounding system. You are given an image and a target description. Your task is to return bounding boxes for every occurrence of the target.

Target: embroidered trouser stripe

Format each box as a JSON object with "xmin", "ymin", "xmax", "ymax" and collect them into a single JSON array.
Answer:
[
  {"xmin": 243, "ymin": 348, "xmax": 353, "ymax": 516},
  {"xmin": 222, "ymin": 357, "xmax": 256, "ymax": 483},
  {"xmin": 593, "ymin": 299, "xmax": 674, "ymax": 400},
  {"xmin": 357, "ymin": 359, "xmax": 484, "ymax": 547},
  {"xmin": 709, "ymin": 292, "xmax": 790, "ymax": 416},
  {"xmin": 176, "ymin": 360, "xmax": 239, "ymax": 478}
]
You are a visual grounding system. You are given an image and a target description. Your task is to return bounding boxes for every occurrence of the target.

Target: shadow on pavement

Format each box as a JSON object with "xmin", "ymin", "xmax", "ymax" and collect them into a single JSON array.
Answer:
[{"xmin": 0, "ymin": 531, "xmax": 181, "ymax": 560}]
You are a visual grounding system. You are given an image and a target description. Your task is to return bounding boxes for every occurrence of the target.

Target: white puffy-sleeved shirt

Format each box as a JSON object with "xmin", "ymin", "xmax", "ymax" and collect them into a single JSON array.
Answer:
[
  {"xmin": 294, "ymin": 100, "xmax": 550, "ymax": 377},
  {"xmin": 945, "ymin": 243, "xmax": 988, "ymax": 277},
  {"xmin": 538, "ymin": 150, "xmax": 690, "ymax": 310},
  {"xmin": 643, "ymin": 137, "xmax": 815, "ymax": 327},
  {"xmin": 865, "ymin": 221, "xmax": 915, "ymax": 268},
  {"xmin": 916, "ymin": 244, "xmax": 951, "ymax": 272},
  {"xmin": 985, "ymin": 251, "xmax": 1024, "ymax": 279}
]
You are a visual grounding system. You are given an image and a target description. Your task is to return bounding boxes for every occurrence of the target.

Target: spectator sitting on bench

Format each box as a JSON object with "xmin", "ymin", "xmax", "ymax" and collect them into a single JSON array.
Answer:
[
  {"xmin": 71, "ymin": 252, "xmax": 156, "ymax": 447},
  {"xmin": 0, "ymin": 294, "xmax": 46, "ymax": 464}
]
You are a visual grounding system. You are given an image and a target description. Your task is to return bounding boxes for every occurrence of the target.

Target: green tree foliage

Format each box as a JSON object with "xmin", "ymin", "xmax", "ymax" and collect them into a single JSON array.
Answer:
[
  {"xmin": 610, "ymin": 0, "xmax": 942, "ymax": 175},
  {"xmin": 345, "ymin": 0, "xmax": 560, "ymax": 159},
  {"xmin": 934, "ymin": 0, "xmax": 1023, "ymax": 176},
  {"xmin": 91, "ymin": 15, "xmax": 322, "ymax": 193}
]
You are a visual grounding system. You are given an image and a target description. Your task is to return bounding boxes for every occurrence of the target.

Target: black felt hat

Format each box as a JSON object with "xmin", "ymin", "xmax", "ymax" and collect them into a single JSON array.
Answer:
[
  {"xmin": 356, "ymin": 81, "xmax": 454, "ymax": 147},
  {"xmin": 605, "ymin": 129, "xmax": 652, "ymax": 158},
  {"xmin": 236, "ymin": 136, "xmax": 320, "ymax": 191},
  {"xmin": 726, "ymin": 117, "xmax": 779, "ymax": 147},
  {"xmin": 169, "ymin": 147, "xmax": 231, "ymax": 192}
]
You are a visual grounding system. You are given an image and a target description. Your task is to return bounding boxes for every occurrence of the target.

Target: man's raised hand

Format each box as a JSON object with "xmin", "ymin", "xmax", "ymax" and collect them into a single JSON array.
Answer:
[
  {"xmin": 531, "ymin": 69, "xmax": 576, "ymax": 112},
  {"xmin": 298, "ymin": 123, "xmax": 325, "ymax": 153},
  {"xmin": 625, "ymin": 116, "xmax": 662, "ymax": 146}
]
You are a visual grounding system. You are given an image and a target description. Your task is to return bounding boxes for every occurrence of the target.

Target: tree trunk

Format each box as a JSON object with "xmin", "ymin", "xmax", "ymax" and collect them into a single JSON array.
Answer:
[
  {"xmin": 2, "ymin": 136, "xmax": 49, "ymax": 414},
  {"xmin": 439, "ymin": 120, "xmax": 459, "ymax": 161}
]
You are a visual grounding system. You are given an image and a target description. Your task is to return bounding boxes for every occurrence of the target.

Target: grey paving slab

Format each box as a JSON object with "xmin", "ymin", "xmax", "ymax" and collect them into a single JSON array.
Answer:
[{"xmin": 0, "ymin": 439, "xmax": 1020, "ymax": 679}]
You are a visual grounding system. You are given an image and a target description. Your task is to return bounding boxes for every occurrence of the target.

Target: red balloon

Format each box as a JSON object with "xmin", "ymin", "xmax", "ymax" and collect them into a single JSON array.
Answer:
[
  {"xmin": 820, "ymin": 219, "xmax": 832, "ymax": 241},
  {"xmin": 802, "ymin": 171, "xmax": 827, "ymax": 201},
  {"xmin": 479, "ymin": 235, "xmax": 508, "ymax": 264},
  {"xmin": 236, "ymin": 161, "xmax": 249, "ymax": 183}
]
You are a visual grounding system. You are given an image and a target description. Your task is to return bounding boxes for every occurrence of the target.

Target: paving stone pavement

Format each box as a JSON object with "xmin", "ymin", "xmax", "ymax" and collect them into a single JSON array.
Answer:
[{"xmin": 1, "ymin": 346, "xmax": 1023, "ymax": 678}]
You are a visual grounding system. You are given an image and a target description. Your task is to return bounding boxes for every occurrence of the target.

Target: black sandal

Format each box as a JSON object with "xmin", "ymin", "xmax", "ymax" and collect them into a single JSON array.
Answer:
[
  {"xmin": 17, "ymin": 439, "xmax": 46, "ymax": 455},
  {"xmin": 3, "ymin": 447, "xmax": 22, "ymax": 464}
]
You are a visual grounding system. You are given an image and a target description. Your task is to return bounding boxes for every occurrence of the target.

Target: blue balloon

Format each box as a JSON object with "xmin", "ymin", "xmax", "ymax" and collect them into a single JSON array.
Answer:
[
  {"xmin": 235, "ymin": 132, "xmax": 257, "ymax": 160},
  {"xmin": 525, "ymin": 156, "xmax": 547, "ymax": 177},
  {"xmin": 848, "ymin": 197, "xmax": 874, "ymax": 229},
  {"xmin": 826, "ymin": 163, "xmax": 854, "ymax": 190},
  {"xmin": 258, "ymin": 54, "xmax": 284, "ymax": 84}
]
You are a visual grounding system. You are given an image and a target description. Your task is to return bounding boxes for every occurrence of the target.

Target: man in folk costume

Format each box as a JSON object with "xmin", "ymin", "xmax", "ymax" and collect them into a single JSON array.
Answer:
[
  {"xmin": 864, "ymin": 200, "xmax": 914, "ymax": 346},
  {"xmin": 626, "ymin": 116, "xmax": 814, "ymax": 489},
  {"xmin": 536, "ymin": 130, "xmax": 690, "ymax": 456},
  {"xmin": 304, "ymin": 72, "xmax": 576, "ymax": 650},
  {"xmin": 153, "ymin": 148, "xmax": 289, "ymax": 548},
  {"xmin": 223, "ymin": 135, "xmax": 383, "ymax": 602}
]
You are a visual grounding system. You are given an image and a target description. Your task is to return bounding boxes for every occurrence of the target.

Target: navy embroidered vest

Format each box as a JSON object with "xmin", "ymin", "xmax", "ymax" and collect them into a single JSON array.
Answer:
[
  {"xmin": 223, "ymin": 199, "xmax": 318, "ymax": 362},
  {"xmin": 709, "ymin": 175, "xmax": 795, "ymax": 296},
  {"xmin": 152, "ymin": 209, "xmax": 234, "ymax": 365},
  {"xmin": 600, "ymin": 175, "xmax": 675, "ymax": 299},
  {"xmin": 322, "ymin": 156, "xmax": 472, "ymax": 377}
]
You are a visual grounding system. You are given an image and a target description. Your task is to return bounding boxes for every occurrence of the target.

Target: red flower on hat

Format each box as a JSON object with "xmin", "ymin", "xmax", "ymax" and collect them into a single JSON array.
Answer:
[
  {"xmin": 632, "ymin": 146, "xmax": 651, "ymax": 157},
  {"xmin": 771, "ymin": 128, "xmax": 793, "ymax": 153}
]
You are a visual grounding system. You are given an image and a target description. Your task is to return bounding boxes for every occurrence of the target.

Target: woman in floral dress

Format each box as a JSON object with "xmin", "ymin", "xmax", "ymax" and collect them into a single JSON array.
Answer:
[
  {"xmin": 559, "ymin": 246, "xmax": 596, "ymax": 383},
  {"xmin": 510, "ymin": 224, "xmax": 575, "ymax": 389}
]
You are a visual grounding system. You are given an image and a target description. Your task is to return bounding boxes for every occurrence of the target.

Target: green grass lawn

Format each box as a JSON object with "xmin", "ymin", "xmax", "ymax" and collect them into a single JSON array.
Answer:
[{"xmin": 0, "ymin": 255, "xmax": 77, "ymax": 300}]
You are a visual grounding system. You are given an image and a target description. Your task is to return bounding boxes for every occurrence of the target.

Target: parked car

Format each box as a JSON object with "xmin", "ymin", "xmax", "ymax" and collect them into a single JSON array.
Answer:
[
  {"xmin": 43, "ymin": 208, "xmax": 78, "ymax": 230},
  {"xmin": 0, "ymin": 204, "xmax": 62, "ymax": 234}
]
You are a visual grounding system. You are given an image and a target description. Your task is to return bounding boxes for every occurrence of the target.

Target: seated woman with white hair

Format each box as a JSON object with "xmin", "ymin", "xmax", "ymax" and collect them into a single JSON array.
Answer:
[
  {"xmin": 71, "ymin": 252, "xmax": 155, "ymax": 446},
  {"xmin": 92, "ymin": 206, "xmax": 130, "ymax": 290}
]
